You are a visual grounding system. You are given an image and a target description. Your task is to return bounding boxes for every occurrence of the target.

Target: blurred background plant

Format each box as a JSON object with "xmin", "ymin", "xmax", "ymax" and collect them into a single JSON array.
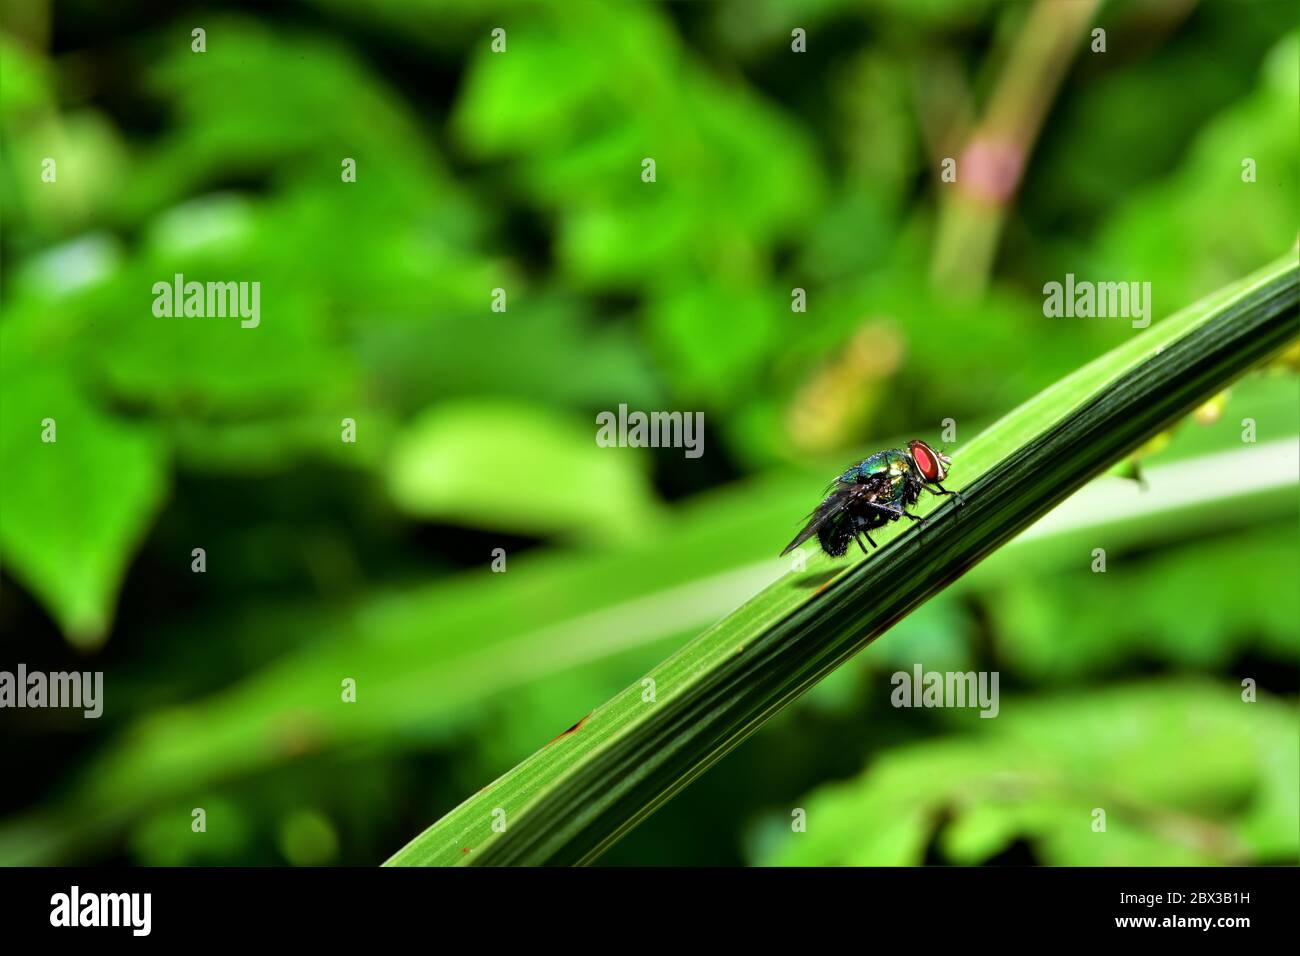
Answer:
[{"xmin": 0, "ymin": 0, "xmax": 1295, "ymax": 866}]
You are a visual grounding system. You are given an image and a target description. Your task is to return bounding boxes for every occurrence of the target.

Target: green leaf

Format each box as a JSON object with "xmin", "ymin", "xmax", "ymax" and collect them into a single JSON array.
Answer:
[
  {"xmin": 386, "ymin": 399, "xmax": 663, "ymax": 544},
  {"xmin": 385, "ymin": 253, "xmax": 1298, "ymax": 865},
  {"xmin": 0, "ymin": 368, "xmax": 168, "ymax": 646}
]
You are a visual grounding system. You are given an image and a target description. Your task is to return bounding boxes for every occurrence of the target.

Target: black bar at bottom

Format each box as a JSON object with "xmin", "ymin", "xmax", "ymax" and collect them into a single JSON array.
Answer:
[{"xmin": 0, "ymin": 865, "xmax": 1292, "ymax": 943}]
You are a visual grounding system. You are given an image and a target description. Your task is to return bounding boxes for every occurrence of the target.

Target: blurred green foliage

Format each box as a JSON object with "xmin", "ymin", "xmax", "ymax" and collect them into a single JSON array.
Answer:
[
  {"xmin": 0, "ymin": 0, "xmax": 1296, "ymax": 865},
  {"xmin": 754, "ymin": 681, "xmax": 1298, "ymax": 866}
]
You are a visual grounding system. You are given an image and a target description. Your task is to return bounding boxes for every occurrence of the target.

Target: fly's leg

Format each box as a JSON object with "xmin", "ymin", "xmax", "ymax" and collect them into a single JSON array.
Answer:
[
  {"xmin": 850, "ymin": 515, "xmax": 879, "ymax": 552},
  {"xmin": 932, "ymin": 484, "xmax": 966, "ymax": 508},
  {"xmin": 903, "ymin": 507, "xmax": 925, "ymax": 545}
]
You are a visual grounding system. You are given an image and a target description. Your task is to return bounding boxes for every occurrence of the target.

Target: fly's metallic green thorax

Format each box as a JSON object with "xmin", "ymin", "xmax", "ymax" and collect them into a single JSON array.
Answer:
[
  {"xmin": 836, "ymin": 449, "xmax": 914, "ymax": 505},
  {"xmin": 780, "ymin": 439, "xmax": 958, "ymax": 559}
]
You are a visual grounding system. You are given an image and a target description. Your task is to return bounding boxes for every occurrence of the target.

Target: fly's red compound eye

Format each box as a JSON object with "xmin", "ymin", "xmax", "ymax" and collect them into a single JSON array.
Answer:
[{"xmin": 910, "ymin": 441, "xmax": 941, "ymax": 481}]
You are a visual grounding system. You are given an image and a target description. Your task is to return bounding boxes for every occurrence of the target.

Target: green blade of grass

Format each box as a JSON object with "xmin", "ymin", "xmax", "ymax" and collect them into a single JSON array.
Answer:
[{"xmin": 386, "ymin": 254, "xmax": 1298, "ymax": 866}]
